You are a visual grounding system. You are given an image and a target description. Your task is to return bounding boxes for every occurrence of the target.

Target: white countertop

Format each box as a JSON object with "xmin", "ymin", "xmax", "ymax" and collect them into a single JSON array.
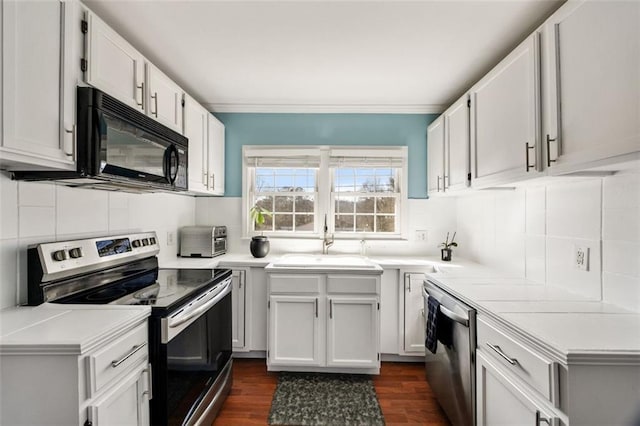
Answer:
[
  {"xmin": 0, "ymin": 304, "xmax": 150, "ymax": 355},
  {"xmin": 426, "ymin": 270, "xmax": 640, "ymax": 363}
]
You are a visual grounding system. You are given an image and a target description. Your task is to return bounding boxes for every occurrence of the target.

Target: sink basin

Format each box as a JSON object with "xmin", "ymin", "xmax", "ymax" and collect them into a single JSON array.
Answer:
[{"xmin": 271, "ymin": 254, "xmax": 379, "ymax": 269}]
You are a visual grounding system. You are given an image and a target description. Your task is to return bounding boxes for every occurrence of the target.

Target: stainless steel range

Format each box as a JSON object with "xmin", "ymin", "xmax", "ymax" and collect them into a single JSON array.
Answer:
[{"xmin": 27, "ymin": 232, "xmax": 233, "ymax": 426}]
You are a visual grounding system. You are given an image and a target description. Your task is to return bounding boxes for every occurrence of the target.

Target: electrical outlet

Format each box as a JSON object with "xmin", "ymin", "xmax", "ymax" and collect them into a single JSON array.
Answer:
[
  {"xmin": 415, "ymin": 230, "xmax": 428, "ymax": 241},
  {"xmin": 574, "ymin": 245, "xmax": 589, "ymax": 271},
  {"xmin": 167, "ymin": 231, "xmax": 175, "ymax": 246}
]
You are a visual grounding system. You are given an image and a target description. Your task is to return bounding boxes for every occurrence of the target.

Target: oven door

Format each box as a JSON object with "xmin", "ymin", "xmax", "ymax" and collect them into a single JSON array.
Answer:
[{"xmin": 152, "ymin": 277, "xmax": 232, "ymax": 426}]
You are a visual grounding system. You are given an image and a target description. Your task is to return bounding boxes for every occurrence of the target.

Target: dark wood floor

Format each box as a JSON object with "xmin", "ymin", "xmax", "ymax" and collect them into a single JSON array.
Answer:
[{"xmin": 213, "ymin": 358, "xmax": 450, "ymax": 426}]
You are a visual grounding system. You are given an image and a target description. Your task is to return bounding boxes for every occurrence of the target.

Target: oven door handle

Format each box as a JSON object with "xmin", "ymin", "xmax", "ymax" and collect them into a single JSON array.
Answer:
[{"xmin": 169, "ymin": 278, "xmax": 232, "ymax": 328}]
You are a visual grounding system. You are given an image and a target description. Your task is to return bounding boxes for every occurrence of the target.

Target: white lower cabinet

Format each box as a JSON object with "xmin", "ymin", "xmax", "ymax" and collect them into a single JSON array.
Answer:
[
  {"xmin": 88, "ymin": 365, "xmax": 151, "ymax": 426},
  {"xmin": 327, "ymin": 297, "xmax": 378, "ymax": 368},
  {"xmin": 269, "ymin": 294, "xmax": 323, "ymax": 367},
  {"xmin": 267, "ymin": 271, "xmax": 381, "ymax": 373},
  {"xmin": 476, "ymin": 350, "xmax": 562, "ymax": 426},
  {"xmin": 231, "ymin": 269, "xmax": 247, "ymax": 350},
  {"xmin": 0, "ymin": 318, "xmax": 151, "ymax": 426}
]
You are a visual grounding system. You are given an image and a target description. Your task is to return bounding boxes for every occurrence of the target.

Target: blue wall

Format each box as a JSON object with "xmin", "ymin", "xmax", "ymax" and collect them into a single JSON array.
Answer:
[{"xmin": 214, "ymin": 113, "xmax": 438, "ymax": 199}]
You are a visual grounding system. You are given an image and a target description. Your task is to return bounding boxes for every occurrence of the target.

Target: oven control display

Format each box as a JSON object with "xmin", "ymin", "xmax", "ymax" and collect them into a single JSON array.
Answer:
[{"xmin": 96, "ymin": 238, "xmax": 132, "ymax": 257}]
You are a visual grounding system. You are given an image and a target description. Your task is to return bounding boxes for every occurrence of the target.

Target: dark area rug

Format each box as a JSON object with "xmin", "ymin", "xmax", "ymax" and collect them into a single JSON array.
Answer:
[{"xmin": 268, "ymin": 372, "xmax": 385, "ymax": 426}]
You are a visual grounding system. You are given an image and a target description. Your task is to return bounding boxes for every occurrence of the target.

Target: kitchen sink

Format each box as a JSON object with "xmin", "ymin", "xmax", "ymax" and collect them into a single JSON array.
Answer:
[{"xmin": 271, "ymin": 254, "xmax": 380, "ymax": 269}]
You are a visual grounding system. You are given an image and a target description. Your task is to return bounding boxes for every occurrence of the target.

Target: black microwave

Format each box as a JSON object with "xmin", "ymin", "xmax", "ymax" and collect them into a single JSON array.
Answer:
[{"xmin": 13, "ymin": 87, "xmax": 188, "ymax": 192}]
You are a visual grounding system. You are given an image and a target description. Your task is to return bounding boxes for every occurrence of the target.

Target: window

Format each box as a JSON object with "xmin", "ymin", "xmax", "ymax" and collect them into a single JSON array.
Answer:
[
  {"xmin": 253, "ymin": 168, "xmax": 317, "ymax": 233},
  {"xmin": 243, "ymin": 146, "xmax": 407, "ymax": 239},
  {"xmin": 333, "ymin": 167, "xmax": 399, "ymax": 233}
]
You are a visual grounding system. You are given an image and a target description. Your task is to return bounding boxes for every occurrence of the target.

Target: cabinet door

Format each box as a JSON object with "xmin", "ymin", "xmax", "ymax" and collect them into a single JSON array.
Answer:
[
  {"xmin": 471, "ymin": 33, "xmax": 542, "ymax": 187},
  {"xmin": 445, "ymin": 95, "xmax": 470, "ymax": 191},
  {"xmin": 542, "ymin": 1, "xmax": 640, "ymax": 173},
  {"xmin": 146, "ymin": 62, "xmax": 183, "ymax": 133},
  {"xmin": 231, "ymin": 270, "xmax": 246, "ymax": 351},
  {"xmin": 183, "ymin": 94, "xmax": 209, "ymax": 193},
  {"xmin": 88, "ymin": 365, "xmax": 150, "ymax": 426},
  {"xmin": 268, "ymin": 295, "xmax": 322, "ymax": 367},
  {"xmin": 403, "ymin": 273, "xmax": 425, "ymax": 354},
  {"xmin": 326, "ymin": 296, "xmax": 379, "ymax": 368},
  {"xmin": 85, "ymin": 10, "xmax": 144, "ymax": 112},
  {"xmin": 477, "ymin": 350, "xmax": 561, "ymax": 426},
  {"xmin": 380, "ymin": 269, "xmax": 399, "ymax": 354},
  {"xmin": 1, "ymin": 0, "xmax": 75, "ymax": 170},
  {"xmin": 427, "ymin": 117, "xmax": 445, "ymax": 195},
  {"xmin": 207, "ymin": 114, "xmax": 225, "ymax": 195}
]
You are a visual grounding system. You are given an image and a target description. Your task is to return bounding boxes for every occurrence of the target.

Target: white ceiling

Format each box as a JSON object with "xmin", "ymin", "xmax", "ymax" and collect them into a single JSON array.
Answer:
[{"xmin": 84, "ymin": 0, "xmax": 564, "ymax": 113}]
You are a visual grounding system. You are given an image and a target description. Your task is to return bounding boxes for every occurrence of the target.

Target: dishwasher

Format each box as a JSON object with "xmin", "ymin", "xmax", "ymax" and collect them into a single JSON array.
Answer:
[{"xmin": 423, "ymin": 279, "xmax": 477, "ymax": 426}]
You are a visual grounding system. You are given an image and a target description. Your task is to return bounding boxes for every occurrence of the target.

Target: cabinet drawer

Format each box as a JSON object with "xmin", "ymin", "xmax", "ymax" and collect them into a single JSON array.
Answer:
[
  {"xmin": 88, "ymin": 322, "xmax": 148, "ymax": 396},
  {"xmin": 477, "ymin": 316, "xmax": 556, "ymax": 402},
  {"xmin": 327, "ymin": 275, "xmax": 379, "ymax": 294},
  {"xmin": 270, "ymin": 274, "xmax": 322, "ymax": 293}
]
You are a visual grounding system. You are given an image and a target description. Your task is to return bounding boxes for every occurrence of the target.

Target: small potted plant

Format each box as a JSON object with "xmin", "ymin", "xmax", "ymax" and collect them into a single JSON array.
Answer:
[
  {"xmin": 249, "ymin": 205, "xmax": 272, "ymax": 258},
  {"xmin": 439, "ymin": 232, "xmax": 457, "ymax": 262}
]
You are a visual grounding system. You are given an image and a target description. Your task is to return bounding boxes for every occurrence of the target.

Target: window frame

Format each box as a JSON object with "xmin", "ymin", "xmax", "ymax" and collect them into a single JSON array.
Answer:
[{"xmin": 242, "ymin": 145, "xmax": 408, "ymax": 240}]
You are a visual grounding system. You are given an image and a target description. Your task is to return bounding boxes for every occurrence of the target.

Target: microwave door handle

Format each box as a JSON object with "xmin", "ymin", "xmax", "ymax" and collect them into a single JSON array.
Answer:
[{"xmin": 163, "ymin": 144, "xmax": 179, "ymax": 184}]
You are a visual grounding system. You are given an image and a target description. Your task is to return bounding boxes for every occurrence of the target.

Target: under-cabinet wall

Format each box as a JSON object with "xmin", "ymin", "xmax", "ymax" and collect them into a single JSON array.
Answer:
[
  {"xmin": 196, "ymin": 196, "xmax": 457, "ymax": 257},
  {"xmin": 456, "ymin": 169, "xmax": 640, "ymax": 312},
  {"xmin": 0, "ymin": 172, "xmax": 196, "ymax": 309}
]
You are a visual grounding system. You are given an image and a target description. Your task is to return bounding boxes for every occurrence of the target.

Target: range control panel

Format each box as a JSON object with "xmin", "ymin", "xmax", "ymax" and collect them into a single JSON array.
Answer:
[{"xmin": 36, "ymin": 232, "xmax": 159, "ymax": 281}]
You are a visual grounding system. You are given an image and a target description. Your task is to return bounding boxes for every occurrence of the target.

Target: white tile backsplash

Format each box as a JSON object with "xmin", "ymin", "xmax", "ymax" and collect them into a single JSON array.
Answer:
[
  {"xmin": 603, "ymin": 272, "xmax": 640, "ymax": 313},
  {"xmin": 458, "ymin": 170, "xmax": 640, "ymax": 311},
  {"xmin": 0, "ymin": 173, "xmax": 196, "ymax": 310},
  {"xmin": 56, "ymin": 185, "xmax": 109, "ymax": 237},
  {"xmin": 546, "ymin": 179, "xmax": 602, "ymax": 240}
]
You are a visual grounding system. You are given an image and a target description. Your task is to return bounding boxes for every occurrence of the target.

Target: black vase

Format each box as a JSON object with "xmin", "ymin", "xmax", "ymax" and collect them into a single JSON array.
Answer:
[
  {"xmin": 250, "ymin": 236, "xmax": 270, "ymax": 258},
  {"xmin": 441, "ymin": 248, "xmax": 452, "ymax": 261}
]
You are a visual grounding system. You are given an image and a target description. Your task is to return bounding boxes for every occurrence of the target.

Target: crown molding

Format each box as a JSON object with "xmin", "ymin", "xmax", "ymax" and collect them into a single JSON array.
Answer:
[{"xmin": 202, "ymin": 103, "xmax": 445, "ymax": 114}]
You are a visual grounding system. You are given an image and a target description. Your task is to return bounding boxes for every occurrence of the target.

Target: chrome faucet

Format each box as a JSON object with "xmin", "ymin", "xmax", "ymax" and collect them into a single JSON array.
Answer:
[{"xmin": 322, "ymin": 214, "xmax": 334, "ymax": 254}]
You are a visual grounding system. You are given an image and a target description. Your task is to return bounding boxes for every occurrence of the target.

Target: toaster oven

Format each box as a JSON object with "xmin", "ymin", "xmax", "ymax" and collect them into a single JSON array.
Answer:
[{"xmin": 180, "ymin": 226, "xmax": 227, "ymax": 258}]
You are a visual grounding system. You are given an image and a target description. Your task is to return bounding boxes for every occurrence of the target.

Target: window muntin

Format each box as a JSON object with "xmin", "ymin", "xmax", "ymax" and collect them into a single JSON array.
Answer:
[
  {"xmin": 332, "ymin": 167, "xmax": 399, "ymax": 234},
  {"xmin": 252, "ymin": 168, "xmax": 317, "ymax": 233}
]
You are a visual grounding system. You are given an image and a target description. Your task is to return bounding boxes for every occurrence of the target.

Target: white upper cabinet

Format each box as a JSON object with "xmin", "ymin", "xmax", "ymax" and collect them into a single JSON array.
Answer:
[
  {"xmin": 427, "ymin": 117, "xmax": 445, "ymax": 195},
  {"xmin": 183, "ymin": 94, "xmax": 209, "ymax": 193},
  {"xmin": 146, "ymin": 63, "xmax": 184, "ymax": 133},
  {"xmin": 470, "ymin": 33, "xmax": 542, "ymax": 187},
  {"xmin": 542, "ymin": 1, "xmax": 640, "ymax": 174},
  {"xmin": 85, "ymin": 9, "xmax": 145, "ymax": 112},
  {"xmin": 1, "ymin": 0, "xmax": 75, "ymax": 170},
  {"xmin": 207, "ymin": 114, "xmax": 225, "ymax": 195},
  {"xmin": 445, "ymin": 95, "xmax": 470, "ymax": 191},
  {"xmin": 427, "ymin": 94, "xmax": 470, "ymax": 196}
]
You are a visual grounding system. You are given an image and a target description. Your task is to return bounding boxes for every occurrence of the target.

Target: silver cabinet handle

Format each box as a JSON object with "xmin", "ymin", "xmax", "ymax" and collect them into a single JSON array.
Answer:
[
  {"xmin": 143, "ymin": 363, "xmax": 153, "ymax": 400},
  {"xmin": 202, "ymin": 171, "xmax": 208, "ymax": 186},
  {"xmin": 486, "ymin": 342, "xmax": 518, "ymax": 365},
  {"xmin": 111, "ymin": 342, "xmax": 147, "ymax": 368},
  {"xmin": 436, "ymin": 175, "xmax": 441, "ymax": 192},
  {"xmin": 63, "ymin": 125, "xmax": 75, "ymax": 157},
  {"xmin": 210, "ymin": 173, "xmax": 215, "ymax": 190},
  {"xmin": 136, "ymin": 82, "xmax": 144, "ymax": 109},
  {"xmin": 315, "ymin": 298, "xmax": 318, "ymax": 318},
  {"xmin": 546, "ymin": 134, "xmax": 557, "ymax": 168},
  {"xmin": 151, "ymin": 92, "xmax": 158, "ymax": 117},
  {"xmin": 443, "ymin": 175, "xmax": 449, "ymax": 190},
  {"xmin": 525, "ymin": 142, "xmax": 536, "ymax": 172},
  {"xmin": 329, "ymin": 299, "xmax": 333, "ymax": 319}
]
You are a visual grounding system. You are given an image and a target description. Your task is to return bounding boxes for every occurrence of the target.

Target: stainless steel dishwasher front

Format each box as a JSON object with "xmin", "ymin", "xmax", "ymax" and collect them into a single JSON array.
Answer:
[{"xmin": 422, "ymin": 279, "xmax": 477, "ymax": 426}]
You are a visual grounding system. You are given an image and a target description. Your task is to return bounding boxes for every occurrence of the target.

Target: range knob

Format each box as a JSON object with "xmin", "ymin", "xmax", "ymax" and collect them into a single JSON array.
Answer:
[
  {"xmin": 132, "ymin": 240, "xmax": 142, "ymax": 248},
  {"xmin": 52, "ymin": 250, "xmax": 68, "ymax": 261},
  {"xmin": 149, "ymin": 237, "xmax": 156, "ymax": 245},
  {"xmin": 69, "ymin": 247, "xmax": 83, "ymax": 259},
  {"xmin": 142, "ymin": 238, "xmax": 149, "ymax": 246}
]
